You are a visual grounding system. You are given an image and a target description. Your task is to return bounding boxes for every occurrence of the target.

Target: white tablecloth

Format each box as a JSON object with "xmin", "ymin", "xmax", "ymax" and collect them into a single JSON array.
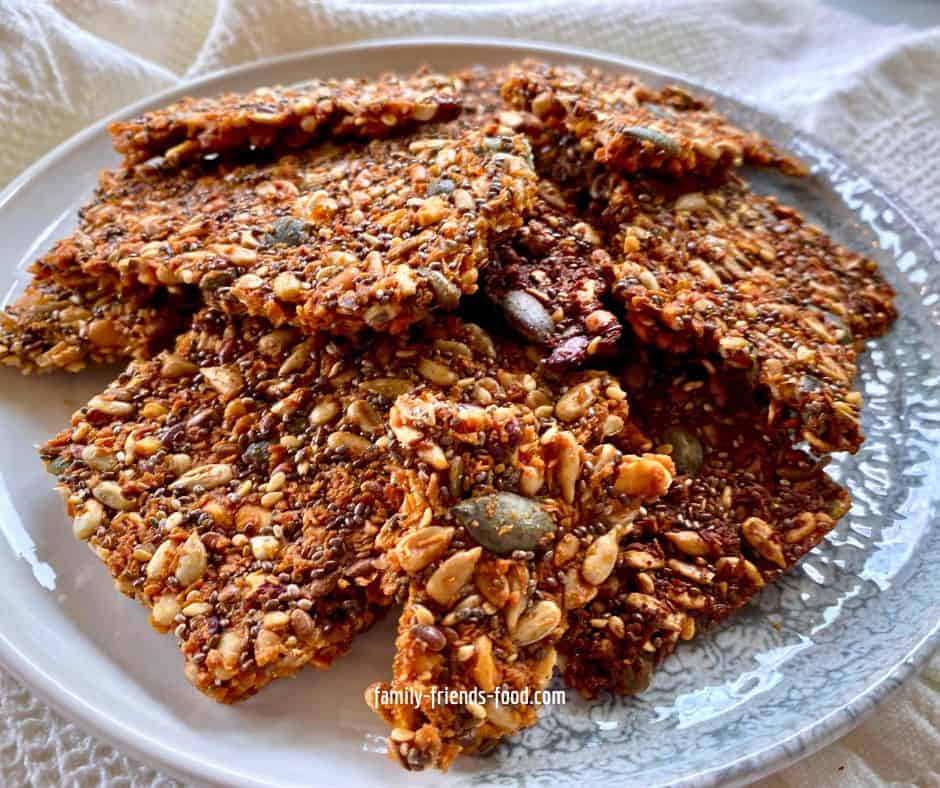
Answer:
[{"xmin": 0, "ymin": 1, "xmax": 938, "ymax": 785}]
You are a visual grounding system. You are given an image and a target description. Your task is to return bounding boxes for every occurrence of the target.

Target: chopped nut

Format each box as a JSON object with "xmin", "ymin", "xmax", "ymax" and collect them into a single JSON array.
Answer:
[
  {"xmin": 555, "ymin": 380, "xmax": 597, "ymax": 422},
  {"xmin": 665, "ymin": 530, "xmax": 709, "ymax": 557},
  {"xmin": 72, "ymin": 499, "xmax": 104, "ymax": 540},
  {"xmin": 581, "ymin": 527, "xmax": 621, "ymax": 585},
  {"xmin": 87, "ymin": 395, "xmax": 135, "ymax": 417},
  {"xmin": 161, "ymin": 353, "xmax": 198, "ymax": 378},
  {"xmin": 151, "ymin": 594, "xmax": 181, "ymax": 629},
  {"xmin": 472, "ymin": 634, "xmax": 497, "ymax": 691},
  {"xmin": 201, "ymin": 366, "xmax": 244, "ymax": 400},
  {"xmin": 250, "ymin": 535, "xmax": 280, "ymax": 560},
  {"xmin": 741, "ymin": 516, "xmax": 786, "ymax": 568},
  {"xmin": 417, "ymin": 358, "xmax": 457, "ymax": 386},
  {"xmin": 146, "ymin": 540, "xmax": 176, "ymax": 580}
]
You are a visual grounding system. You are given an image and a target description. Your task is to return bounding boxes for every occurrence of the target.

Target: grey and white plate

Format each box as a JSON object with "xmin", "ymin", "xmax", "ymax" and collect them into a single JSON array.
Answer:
[{"xmin": 0, "ymin": 39, "xmax": 937, "ymax": 788}]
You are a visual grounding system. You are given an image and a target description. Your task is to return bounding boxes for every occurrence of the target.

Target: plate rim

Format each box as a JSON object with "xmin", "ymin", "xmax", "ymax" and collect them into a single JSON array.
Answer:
[{"xmin": 0, "ymin": 35, "xmax": 937, "ymax": 788}]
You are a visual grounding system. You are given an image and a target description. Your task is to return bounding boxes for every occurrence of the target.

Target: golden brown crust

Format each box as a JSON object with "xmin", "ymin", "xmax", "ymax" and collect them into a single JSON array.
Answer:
[{"xmin": 110, "ymin": 70, "xmax": 462, "ymax": 166}]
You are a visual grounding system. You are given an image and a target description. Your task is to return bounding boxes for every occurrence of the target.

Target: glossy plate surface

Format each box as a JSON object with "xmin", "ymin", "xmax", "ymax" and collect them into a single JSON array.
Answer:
[{"xmin": 0, "ymin": 38, "xmax": 937, "ymax": 788}]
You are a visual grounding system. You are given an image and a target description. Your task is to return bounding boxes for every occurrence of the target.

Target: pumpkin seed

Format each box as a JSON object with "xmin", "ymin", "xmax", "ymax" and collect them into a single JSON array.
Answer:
[
  {"xmin": 200, "ymin": 270, "xmax": 235, "ymax": 291},
  {"xmin": 452, "ymin": 492, "xmax": 555, "ymax": 554},
  {"xmin": 645, "ymin": 104, "xmax": 677, "ymax": 120},
  {"xmin": 814, "ymin": 307, "xmax": 854, "ymax": 344},
  {"xmin": 262, "ymin": 216, "xmax": 310, "ymax": 247},
  {"xmin": 426, "ymin": 178, "xmax": 456, "ymax": 196},
  {"xmin": 421, "ymin": 268, "xmax": 461, "ymax": 310},
  {"xmin": 45, "ymin": 455, "xmax": 70, "ymax": 475},
  {"xmin": 661, "ymin": 426, "xmax": 704, "ymax": 475},
  {"xmin": 622, "ymin": 126, "xmax": 680, "ymax": 155},
  {"xmin": 799, "ymin": 373, "xmax": 825, "ymax": 393},
  {"xmin": 829, "ymin": 496, "xmax": 851, "ymax": 520},
  {"xmin": 620, "ymin": 656, "xmax": 655, "ymax": 695},
  {"xmin": 482, "ymin": 136, "xmax": 514, "ymax": 153},
  {"xmin": 501, "ymin": 290, "xmax": 555, "ymax": 344}
]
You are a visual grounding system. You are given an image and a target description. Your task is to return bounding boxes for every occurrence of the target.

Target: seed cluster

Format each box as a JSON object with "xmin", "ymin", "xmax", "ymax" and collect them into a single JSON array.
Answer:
[
  {"xmin": 11, "ymin": 60, "xmax": 897, "ymax": 774},
  {"xmin": 41, "ymin": 309, "xmax": 673, "ymax": 766},
  {"xmin": 591, "ymin": 173, "xmax": 897, "ymax": 453},
  {"xmin": 482, "ymin": 192, "xmax": 622, "ymax": 368}
]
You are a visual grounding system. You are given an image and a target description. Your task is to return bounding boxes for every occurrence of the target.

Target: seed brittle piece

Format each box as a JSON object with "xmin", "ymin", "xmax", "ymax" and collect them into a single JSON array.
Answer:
[
  {"xmin": 110, "ymin": 70, "xmax": 463, "ymax": 166},
  {"xmin": 595, "ymin": 174, "xmax": 896, "ymax": 452},
  {"xmin": 502, "ymin": 61, "xmax": 806, "ymax": 177},
  {"xmin": 559, "ymin": 358, "xmax": 851, "ymax": 698},
  {"xmin": 3, "ymin": 66, "xmax": 527, "ymax": 376},
  {"xmin": 41, "ymin": 308, "xmax": 419, "ymax": 701},
  {"xmin": 30, "ymin": 126, "xmax": 536, "ymax": 340},
  {"xmin": 40, "ymin": 309, "xmax": 672, "ymax": 719},
  {"xmin": 368, "ymin": 358, "xmax": 674, "ymax": 770}
]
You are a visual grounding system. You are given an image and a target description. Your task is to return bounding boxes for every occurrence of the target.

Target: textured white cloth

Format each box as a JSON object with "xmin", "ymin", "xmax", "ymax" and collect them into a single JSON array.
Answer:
[{"xmin": 0, "ymin": 1, "xmax": 938, "ymax": 785}]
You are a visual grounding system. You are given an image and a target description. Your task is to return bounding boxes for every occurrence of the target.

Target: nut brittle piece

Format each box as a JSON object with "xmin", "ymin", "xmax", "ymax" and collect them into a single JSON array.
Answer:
[
  {"xmin": 502, "ymin": 61, "xmax": 806, "ymax": 178},
  {"xmin": 40, "ymin": 308, "xmax": 410, "ymax": 702},
  {"xmin": 36, "ymin": 127, "xmax": 536, "ymax": 337},
  {"xmin": 559, "ymin": 358, "xmax": 851, "ymax": 697},
  {"xmin": 0, "ymin": 256, "xmax": 194, "ymax": 374},
  {"xmin": 595, "ymin": 174, "xmax": 896, "ymax": 452},
  {"xmin": 368, "ymin": 357, "xmax": 675, "ymax": 770},
  {"xmin": 110, "ymin": 70, "xmax": 462, "ymax": 166},
  {"xmin": 483, "ymin": 188, "xmax": 622, "ymax": 369}
]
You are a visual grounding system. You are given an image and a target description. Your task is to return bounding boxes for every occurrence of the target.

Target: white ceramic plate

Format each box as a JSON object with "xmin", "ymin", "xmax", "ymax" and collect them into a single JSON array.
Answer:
[{"xmin": 1, "ymin": 39, "xmax": 938, "ymax": 788}]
